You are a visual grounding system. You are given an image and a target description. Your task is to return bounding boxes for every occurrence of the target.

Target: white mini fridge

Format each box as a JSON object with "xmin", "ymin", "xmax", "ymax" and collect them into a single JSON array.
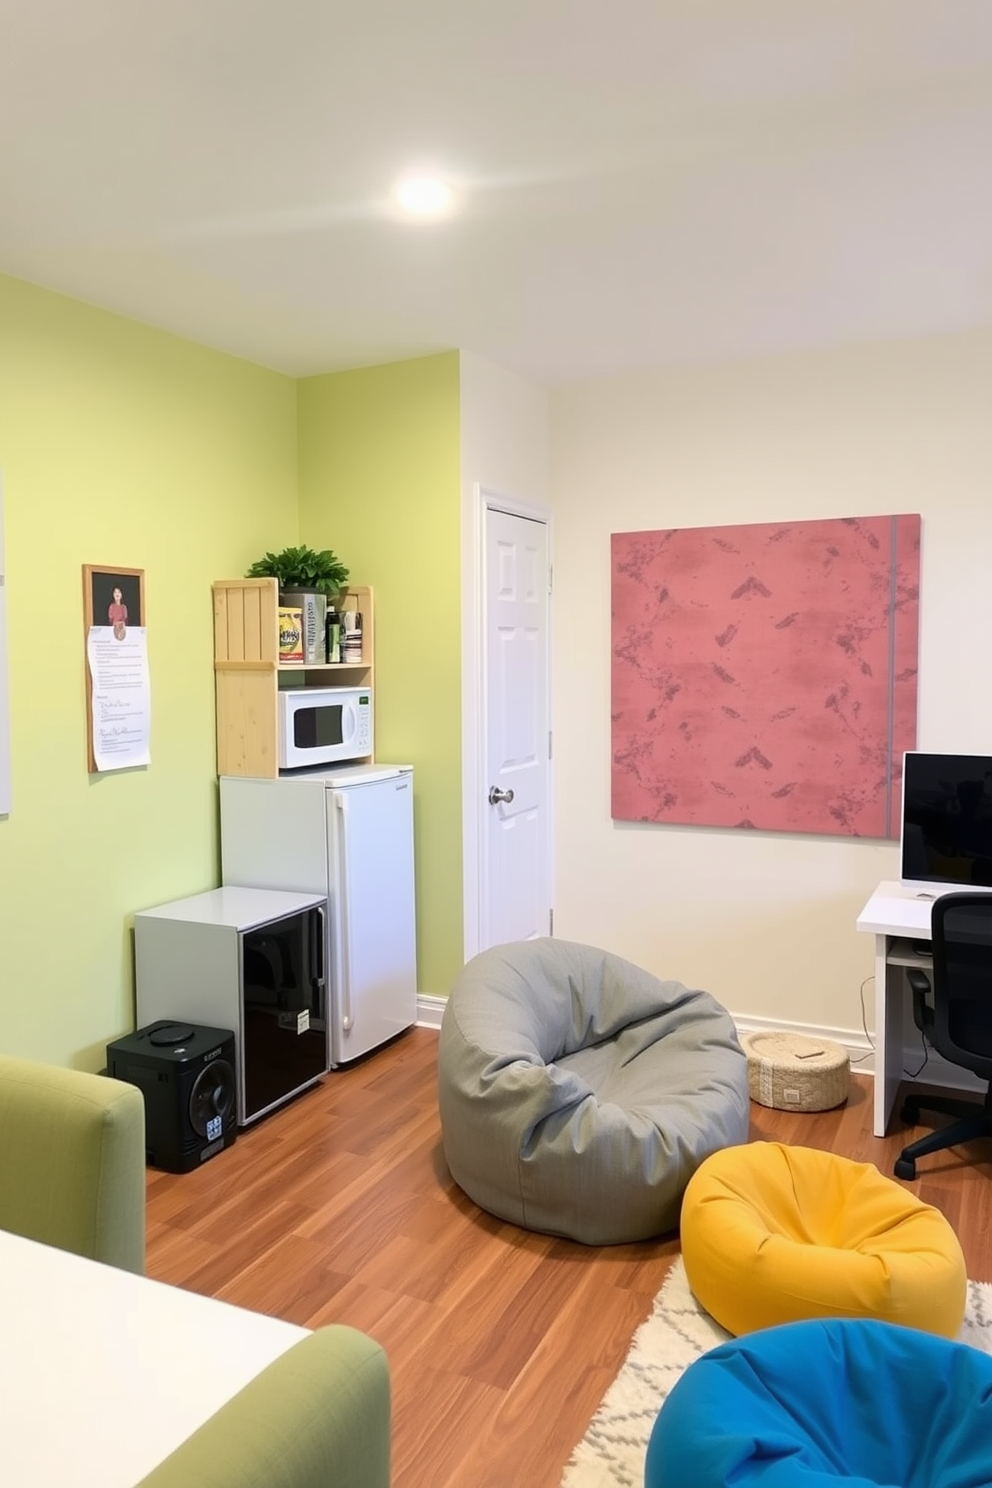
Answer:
[{"xmin": 220, "ymin": 763, "xmax": 417, "ymax": 1066}]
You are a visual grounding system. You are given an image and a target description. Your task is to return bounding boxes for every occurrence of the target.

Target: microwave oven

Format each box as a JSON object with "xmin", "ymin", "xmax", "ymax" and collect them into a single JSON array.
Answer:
[{"xmin": 277, "ymin": 685, "xmax": 373, "ymax": 770}]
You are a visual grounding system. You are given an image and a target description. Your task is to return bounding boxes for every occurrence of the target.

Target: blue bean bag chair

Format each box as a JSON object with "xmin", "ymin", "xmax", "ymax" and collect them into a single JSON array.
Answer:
[{"xmin": 645, "ymin": 1317, "xmax": 992, "ymax": 1488}]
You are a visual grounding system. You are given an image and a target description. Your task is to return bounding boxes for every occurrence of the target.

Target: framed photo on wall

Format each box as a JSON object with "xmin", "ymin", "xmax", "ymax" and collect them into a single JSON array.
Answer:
[
  {"xmin": 82, "ymin": 564, "xmax": 150, "ymax": 774},
  {"xmin": 84, "ymin": 565, "xmax": 144, "ymax": 637}
]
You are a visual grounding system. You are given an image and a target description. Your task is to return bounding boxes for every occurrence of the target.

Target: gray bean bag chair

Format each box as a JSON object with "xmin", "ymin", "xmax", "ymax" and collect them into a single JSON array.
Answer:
[{"xmin": 438, "ymin": 939, "xmax": 749, "ymax": 1244}]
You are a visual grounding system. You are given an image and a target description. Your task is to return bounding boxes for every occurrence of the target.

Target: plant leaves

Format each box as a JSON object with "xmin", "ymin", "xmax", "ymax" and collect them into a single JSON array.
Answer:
[{"xmin": 245, "ymin": 544, "xmax": 350, "ymax": 595}]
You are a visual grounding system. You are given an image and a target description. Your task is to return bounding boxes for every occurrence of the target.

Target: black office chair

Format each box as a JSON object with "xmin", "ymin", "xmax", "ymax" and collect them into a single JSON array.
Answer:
[{"xmin": 894, "ymin": 892, "xmax": 992, "ymax": 1180}]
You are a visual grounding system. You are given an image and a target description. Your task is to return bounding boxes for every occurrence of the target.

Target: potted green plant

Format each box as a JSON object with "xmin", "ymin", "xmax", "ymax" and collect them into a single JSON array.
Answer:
[
  {"xmin": 246, "ymin": 544, "xmax": 350, "ymax": 601},
  {"xmin": 246, "ymin": 545, "xmax": 350, "ymax": 665}
]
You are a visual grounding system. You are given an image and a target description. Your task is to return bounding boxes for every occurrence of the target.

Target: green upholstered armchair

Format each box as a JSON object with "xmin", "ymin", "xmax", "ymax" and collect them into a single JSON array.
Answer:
[
  {"xmin": 0, "ymin": 1052, "xmax": 146, "ymax": 1273},
  {"xmin": 135, "ymin": 1326, "xmax": 391, "ymax": 1488}
]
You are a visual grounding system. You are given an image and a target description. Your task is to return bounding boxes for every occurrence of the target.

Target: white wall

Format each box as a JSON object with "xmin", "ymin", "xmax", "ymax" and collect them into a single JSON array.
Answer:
[
  {"xmin": 550, "ymin": 330, "xmax": 992, "ymax": 1039},
  {"xmin": 459, "ymin": 352, "xmax": 550, "ymax": 960}
]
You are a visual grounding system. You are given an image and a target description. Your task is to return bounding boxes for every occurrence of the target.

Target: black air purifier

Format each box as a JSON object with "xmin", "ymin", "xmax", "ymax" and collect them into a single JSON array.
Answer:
[{"xmin": 107, "ymin": 1020, "xmax": 238, "ymax": 1173}]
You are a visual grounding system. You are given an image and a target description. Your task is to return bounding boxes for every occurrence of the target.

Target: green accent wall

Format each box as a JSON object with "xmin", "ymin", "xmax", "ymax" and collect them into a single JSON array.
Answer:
[
  {"xmin": 0, "ymin": 274, "xmax": 298, "ymax": 1068},
  {"xmin": 0, "ymin": 282, "xmax": 463, "ymax": 1070},
  {"xmin": 297, "ymin": 353, "xmax": 464, "ymax": 999}
]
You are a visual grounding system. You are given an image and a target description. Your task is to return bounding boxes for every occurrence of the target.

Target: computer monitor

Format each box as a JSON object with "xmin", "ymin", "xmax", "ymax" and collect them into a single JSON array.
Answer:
[{"xmin": 900, "ymin": 751, "xmax": 992, "ymax": 889}]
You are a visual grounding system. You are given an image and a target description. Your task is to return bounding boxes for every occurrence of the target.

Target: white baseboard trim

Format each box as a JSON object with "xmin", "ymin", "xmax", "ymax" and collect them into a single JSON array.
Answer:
[
  {"xmin": 416, "ymin": 995, "xmax": 446, "ymax": 1031},
  {"xmin": 417, "ymin": 998, "xmax": 982, "ymax": 1096},
  {"xmin": 731, "ymin": 1011, "xmax": 875, "ymax": 1073},
  {"xmin": 732, "ymin": 1010, "xmax": 984, "ymax": 1094}
]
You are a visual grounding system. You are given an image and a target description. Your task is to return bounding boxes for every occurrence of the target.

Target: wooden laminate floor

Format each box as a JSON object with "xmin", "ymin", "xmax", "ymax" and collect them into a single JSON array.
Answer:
[{"xmin": 145, "ymin": 1027, "xmax": 992, "ymax": 1488}]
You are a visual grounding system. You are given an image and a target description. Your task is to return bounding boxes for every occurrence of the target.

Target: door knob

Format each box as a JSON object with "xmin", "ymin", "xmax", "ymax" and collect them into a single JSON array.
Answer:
[{"xmin": 488, "ymin": 786, "xmax": 515, "ymax": 805}]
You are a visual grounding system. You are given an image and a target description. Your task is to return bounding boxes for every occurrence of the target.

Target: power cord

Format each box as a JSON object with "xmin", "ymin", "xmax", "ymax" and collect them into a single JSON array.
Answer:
[
  {"xmin": 853, "ymin": 972, "xmax": 930, "ymax": 1078},
  {"xmin": 850, "ymin": 975, "xmax": 875, "ymax": 1064},
  {"xmin": 904, "ymin": 1031, "xmax": 930, "ymax": 1080}
]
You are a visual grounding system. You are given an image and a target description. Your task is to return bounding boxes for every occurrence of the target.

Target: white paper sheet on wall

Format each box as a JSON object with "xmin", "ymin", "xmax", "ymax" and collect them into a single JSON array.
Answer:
[{"xmin": 86, "ymin": 625, "xmax": 151, "ymax": 772}]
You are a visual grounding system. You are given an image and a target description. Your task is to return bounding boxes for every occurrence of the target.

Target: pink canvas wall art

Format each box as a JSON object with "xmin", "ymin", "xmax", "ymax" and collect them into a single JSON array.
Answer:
[{"xmin": 611, "ymin": 514, "xmax": 920, "ymax": 836}]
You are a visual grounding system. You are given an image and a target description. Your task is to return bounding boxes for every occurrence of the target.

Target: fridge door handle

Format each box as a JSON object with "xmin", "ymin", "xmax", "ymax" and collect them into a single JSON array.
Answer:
[
  {"xmin": 312, "ymin": 904, "xmax": 326, "ymax": 1010},
  {"xmin": 334, "ymin": 794, "xmax": 354, "ymax": 1033}
]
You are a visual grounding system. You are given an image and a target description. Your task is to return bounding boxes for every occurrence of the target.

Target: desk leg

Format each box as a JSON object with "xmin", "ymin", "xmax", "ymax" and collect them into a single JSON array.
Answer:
[{"xmin": 873, "ymin": 934, "xmax": 903, "ymax": 1137}]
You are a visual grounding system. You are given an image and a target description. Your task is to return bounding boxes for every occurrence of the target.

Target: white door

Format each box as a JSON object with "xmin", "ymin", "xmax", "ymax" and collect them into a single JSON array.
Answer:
[{"xmin": 482, "ymin": 505, "xmax": 552, "ymax": 946}]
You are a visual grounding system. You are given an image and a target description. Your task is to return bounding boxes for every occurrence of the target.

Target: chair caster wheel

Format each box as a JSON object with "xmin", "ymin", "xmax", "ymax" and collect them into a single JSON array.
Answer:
[
  {"xmin": 900, "ymin": 1101, "xmax": 920, "ymax": 1124},
  {"xmin": 894, "ymin": 1158, "xmax": 917, "ymax": 1180}
]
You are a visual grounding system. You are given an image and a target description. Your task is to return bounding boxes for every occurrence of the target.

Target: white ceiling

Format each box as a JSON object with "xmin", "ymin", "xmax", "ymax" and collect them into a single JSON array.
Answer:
[{"xmin": 3, "ymin": 0, "xmax": 992, "ymax": 385}]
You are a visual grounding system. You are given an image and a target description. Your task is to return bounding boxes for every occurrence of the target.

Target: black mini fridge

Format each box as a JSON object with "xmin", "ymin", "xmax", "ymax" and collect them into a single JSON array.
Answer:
[{"xmin": 134, "ymin": 886, "xmax": 328, "ymax": 1124}]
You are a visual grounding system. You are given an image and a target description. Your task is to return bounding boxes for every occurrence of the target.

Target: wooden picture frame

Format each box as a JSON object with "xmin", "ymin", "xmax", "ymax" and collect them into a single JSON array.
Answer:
[{"xmin": 82, "ymin": 564, "xmax": 146, "ymax": 773}]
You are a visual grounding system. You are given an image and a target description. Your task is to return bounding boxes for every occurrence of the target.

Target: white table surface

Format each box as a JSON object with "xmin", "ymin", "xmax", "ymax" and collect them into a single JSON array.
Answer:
[
  {"xmin": 857, "ymin": 878, "xmax": 992, "ymax": 936},
  {"xmin": 0, "ymin": 1228, "xmax": 307, "ymax": 1487}
]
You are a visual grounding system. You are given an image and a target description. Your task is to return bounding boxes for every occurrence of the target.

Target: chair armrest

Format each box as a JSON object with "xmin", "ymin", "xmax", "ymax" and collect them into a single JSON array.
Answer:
[
  {"xmin": 0, "ymin": 1054, "xmax": 145, "ymax": 1273},
  {"xmin": 135, "ymin": 1327, "xmax": 390, "ymax": 1488}
]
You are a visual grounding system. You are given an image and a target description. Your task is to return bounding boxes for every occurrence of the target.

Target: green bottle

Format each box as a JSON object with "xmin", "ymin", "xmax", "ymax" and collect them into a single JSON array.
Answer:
[{"xmin": 325, "ymin": 608, "xmax": 341, "ymax": 664}]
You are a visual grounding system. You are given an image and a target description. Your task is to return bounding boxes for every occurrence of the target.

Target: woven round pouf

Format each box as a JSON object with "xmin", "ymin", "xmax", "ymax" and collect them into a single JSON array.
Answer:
[{"xmin": 740, "ymin": 1031, "xmax": 850, "ymax": 1112}]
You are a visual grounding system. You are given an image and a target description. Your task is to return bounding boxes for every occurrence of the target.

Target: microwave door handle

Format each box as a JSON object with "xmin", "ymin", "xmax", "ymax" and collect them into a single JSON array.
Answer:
[{"xmin": 335, "ymin": 794, "xmax": 354, "ymax": 1033}]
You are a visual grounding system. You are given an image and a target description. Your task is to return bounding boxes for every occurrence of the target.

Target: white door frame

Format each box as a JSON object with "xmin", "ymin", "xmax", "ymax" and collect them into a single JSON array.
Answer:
[{"xmin": 461, "ymin": 483, "xmax": 553, "ymax": 963}]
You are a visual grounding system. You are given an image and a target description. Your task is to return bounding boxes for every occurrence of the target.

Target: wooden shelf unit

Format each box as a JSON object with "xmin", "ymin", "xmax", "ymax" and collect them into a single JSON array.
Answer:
[{"xmin": 213, "ymin": 578, "xmax": 374, "ymax": 778}]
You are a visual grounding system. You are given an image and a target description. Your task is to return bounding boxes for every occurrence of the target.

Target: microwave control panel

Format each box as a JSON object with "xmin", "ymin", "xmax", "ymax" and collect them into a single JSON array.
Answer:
[{"xmin": 354, "ymin": 695, "xmax": 372, "ymax": 753}]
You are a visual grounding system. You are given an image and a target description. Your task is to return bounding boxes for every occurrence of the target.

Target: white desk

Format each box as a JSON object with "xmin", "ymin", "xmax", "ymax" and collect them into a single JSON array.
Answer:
[
  {"xmin": 856, "ymin": 879, "xmax": 990, "ymax": 1137},
  {"xmin": 0, "ymin": 1229, "xmax": 307, "ymax": 1487}
]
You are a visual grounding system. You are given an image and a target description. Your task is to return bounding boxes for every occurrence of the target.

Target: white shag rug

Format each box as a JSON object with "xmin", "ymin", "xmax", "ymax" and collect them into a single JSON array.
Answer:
[{"xmin": 561, "ymin": 1258, "xmax": 992, "ymax": 1488}]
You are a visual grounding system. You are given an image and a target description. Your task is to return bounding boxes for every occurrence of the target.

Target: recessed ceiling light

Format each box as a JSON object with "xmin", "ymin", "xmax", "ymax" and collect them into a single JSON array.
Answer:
[{"xmin": 394, "ymin": 174, "xmax": 454, "ymax": 218}]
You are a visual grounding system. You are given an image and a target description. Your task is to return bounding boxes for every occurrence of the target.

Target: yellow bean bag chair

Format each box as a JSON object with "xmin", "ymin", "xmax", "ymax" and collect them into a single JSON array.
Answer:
[{"xmin": 680, "ymin": 1141, "xmax": 966, "ymax": 1339}]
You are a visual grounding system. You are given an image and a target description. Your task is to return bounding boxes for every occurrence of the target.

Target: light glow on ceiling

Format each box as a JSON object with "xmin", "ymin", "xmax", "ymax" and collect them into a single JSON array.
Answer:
[{"xmin": 393, "ymin": 173, "xmax": 454, "ymax": 218}]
